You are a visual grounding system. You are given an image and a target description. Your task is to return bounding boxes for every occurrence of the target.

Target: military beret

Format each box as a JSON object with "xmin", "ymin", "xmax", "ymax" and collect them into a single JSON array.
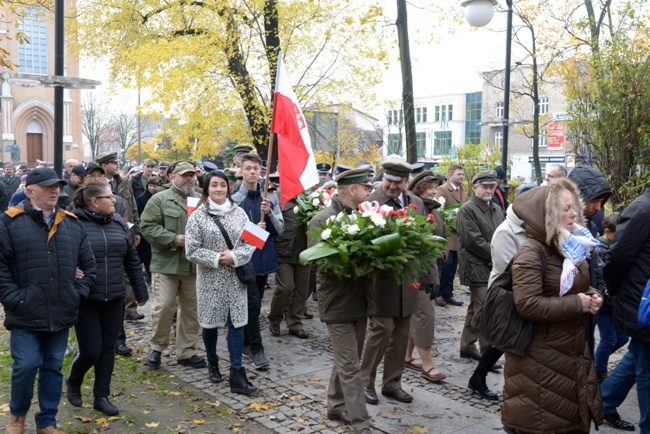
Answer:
[
  {"xmin": 472, "ymin": 170, "xmax": 498, "ymax": 185},
  {"xmin": 96, "ymin": 151, "xmax": 119, "ymax": 165},
  {"xmin": 335, "ymin": 167, "xmax": 372, "ymax": 187}
]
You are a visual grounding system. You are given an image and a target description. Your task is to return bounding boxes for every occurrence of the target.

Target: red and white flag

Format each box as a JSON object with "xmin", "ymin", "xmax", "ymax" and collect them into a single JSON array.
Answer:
[
  {"xmin": 272, "ymin": 52, "xmax": 319, "ymax": 208},
  {"xmin": 240, "ymin": 221, "xmax": 269, "ymax": 250}
]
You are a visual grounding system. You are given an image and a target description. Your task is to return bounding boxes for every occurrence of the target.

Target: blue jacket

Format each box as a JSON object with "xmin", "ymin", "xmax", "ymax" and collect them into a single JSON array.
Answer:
[
  {"xmin": 232, "ymin": 183, "xmax": 284, "ymax": 276},
  {"xmin": 0, "ymin": 200, "xmax": 97, "ymax": 332}
]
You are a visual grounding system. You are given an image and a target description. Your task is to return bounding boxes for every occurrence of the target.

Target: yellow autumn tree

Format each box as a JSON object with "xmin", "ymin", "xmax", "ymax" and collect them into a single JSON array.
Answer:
[{"xmin": 70, "ymin": 0, "xmax": 388, "ymax": 165}]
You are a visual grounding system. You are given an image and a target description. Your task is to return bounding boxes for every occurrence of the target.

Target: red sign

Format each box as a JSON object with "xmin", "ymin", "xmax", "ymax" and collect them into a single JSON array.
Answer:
[{"xmin": 548, "ymin": 122, "xmax": 565, "ymax": 151}]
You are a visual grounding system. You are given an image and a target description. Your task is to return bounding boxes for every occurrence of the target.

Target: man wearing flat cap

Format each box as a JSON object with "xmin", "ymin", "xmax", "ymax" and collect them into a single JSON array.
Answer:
[
  {"xmin": 140, "ymin": 161, "xmax": 205, "ymax": 370},
  {"xmin": 1, "ymin": 167, "xmax": 97, "ymax": 434},
  {"xmin": 63, "ymin": 164, "xmax": 87, "ymax": 209},
  {"xmin": 308, "ymin": 166, "xmax": 374, "ymax": 433},
  {"xmin": 360, "ymin": 155, "xmax": 426, "ymax": 406},
  {"xmin": 456, "ymin": 170, "xmax": 504, "ymax": 362},
  {"xmin": 131, "ymin": 159, "xmax": 157, "ymax": 199}
]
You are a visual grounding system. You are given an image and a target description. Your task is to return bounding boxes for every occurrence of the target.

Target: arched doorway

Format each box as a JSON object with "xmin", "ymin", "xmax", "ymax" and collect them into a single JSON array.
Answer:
[{"xmin": 26, "ymin": 119, "xmax": 43, "ymax": 164}]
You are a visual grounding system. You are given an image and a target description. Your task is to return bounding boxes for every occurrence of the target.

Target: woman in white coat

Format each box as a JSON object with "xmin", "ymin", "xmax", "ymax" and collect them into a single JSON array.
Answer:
[{"xmin": 186, "ymin": 170, "xmax": 257, "ymax": 394}]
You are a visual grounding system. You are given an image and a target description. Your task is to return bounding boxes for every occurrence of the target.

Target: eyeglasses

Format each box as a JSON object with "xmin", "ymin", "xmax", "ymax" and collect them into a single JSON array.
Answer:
[{"xmin": 95, "ymin": 195, "xmax": 114, "ymax": 200}]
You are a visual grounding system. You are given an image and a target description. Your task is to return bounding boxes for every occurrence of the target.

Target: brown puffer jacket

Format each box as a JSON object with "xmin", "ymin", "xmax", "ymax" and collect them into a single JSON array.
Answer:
[{"xmin": 501, "ymin": 179, "xmax": 603, "ymax": 434}]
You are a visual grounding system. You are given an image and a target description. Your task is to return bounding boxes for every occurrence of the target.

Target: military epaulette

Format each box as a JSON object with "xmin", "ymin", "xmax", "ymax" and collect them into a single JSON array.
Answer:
[
  {"xmin": 62, "ymin": 210, "xmax": 78, "ymax": 219},
  {"xmin": 4, "ymin": 207, "xmax": 25, "ymax": 218}
]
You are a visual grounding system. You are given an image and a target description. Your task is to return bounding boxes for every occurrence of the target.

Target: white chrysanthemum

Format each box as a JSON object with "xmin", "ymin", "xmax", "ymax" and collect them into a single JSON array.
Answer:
[
  {"xmin": 336, "ymin": 212, "xmax": 345, "ymax": 221},
  {"xmin": 312, "ymin": 198, "xmax": 320, "ymax": 206},
  {"xmin": 436, "ymin": 196, "xmax": 446, "ymax": 207},
  {"xmin": 310, "ymin": 191, "xmax": 320, "ymax": 198},
  {"xmin": 293, "ymin": 206, "xmax": 299, "ymax": 214},
  {"xmin": 326, "ymin": 216, "xmax": 335, "ymax": 224},
  {"xmin": 347, "ymin": 224, "xmax": 360, "ymax": 235},
  {"xmin": 361, "ymin": 210, "xmax": 374, "ymax": 217},
  {"xmin": 321, "ymin": 229, "xmax": 332, "ymax": 240},
  {"xmin": 370, "ymin": 214, "xmax": 386, "ymax": 227},
  {"xmin": 380, "ymin": 204, "xmax": 393, "ymax": 215}
]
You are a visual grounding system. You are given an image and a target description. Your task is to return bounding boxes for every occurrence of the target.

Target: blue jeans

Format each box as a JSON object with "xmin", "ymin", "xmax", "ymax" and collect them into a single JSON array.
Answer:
[
  {"xmin": 202, "ymin": 313, "xmax": 244, "ymax": 369},
  {"xmin": 594, "ymin": 313, "xmax": 629, "ymax": 374},
  {"xmin": 9, "ymin": 327, "xmax": 69, "ymax": 428},
  {"xmin": 439, "ymin": 250, "xmax": 458, "ymax": 299},
  {"xmin": 601, "ymin": 338, "xmax": 650, "ymax": 432}
]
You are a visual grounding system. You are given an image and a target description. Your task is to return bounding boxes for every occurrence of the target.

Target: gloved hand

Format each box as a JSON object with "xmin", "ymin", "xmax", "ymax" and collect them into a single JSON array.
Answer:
[{"xmin": 423, "ymin": 283, "xmax": 440, "ymax": 300}]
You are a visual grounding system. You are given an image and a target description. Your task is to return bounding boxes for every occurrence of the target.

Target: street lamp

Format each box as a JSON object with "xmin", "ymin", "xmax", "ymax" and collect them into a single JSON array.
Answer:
[{"xmin": 462, "ymin": 0, "xmax": 512, "ymax": 196}]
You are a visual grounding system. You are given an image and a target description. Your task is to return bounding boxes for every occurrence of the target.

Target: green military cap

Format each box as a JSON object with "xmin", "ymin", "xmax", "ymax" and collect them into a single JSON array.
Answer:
[
  {"xmin": 96, "ymin": 151, "xmax": 119, "ymax": 165},
  {"xmin": 174, "ymin": 161, "xmax": 196, "ymax": 175},
  {"xmin": 224, "ymin": 167, "xmax": 239, "ymax": 180},
  {"xmin": 335, "ymin": 166, "xmax": 372, "ymax": 187},
  {"xmin": 408, "ymin": 170, "xmax": 437, "ymax": 191},
  {"xmin": 233, "ymin": 144, "xmax": 253, "ymax": 155},
  {"xmin": 158, "ymin": 161, "xmax": 170, "ymax": 168},
  {"xmin": 472, "ymin": 170, "xmax": 498, "ymax": 185},
  {"xmin": 143, "ymin": 159, "xmax": 156, "ymax": 167},
  {"xmin": 382, "ymin": 154, "xmax": 412, "ymax": 181}
]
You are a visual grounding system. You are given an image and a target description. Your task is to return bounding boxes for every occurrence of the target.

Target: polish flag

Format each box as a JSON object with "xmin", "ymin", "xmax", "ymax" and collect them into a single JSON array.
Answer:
[
  {"xmin": 272, "ymin": 52, "xmax": 319, "ymax": 208},
  {"xmin": 187, "ymin": 197, "xmax": 199, "ymax": 216},
  {"xmin": 240, "ymin": 221, "xmax": 270, "ymax": 250}
]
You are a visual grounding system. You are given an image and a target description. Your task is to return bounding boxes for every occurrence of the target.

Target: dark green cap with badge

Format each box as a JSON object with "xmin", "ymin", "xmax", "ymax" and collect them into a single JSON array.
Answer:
[
  {"xmin": 233, "ymin": 144, "xmax": 253, "ymax": 155},
  {"xmin": 96, "ymin": 151, "xmax": 119, "ymax": 165},
  {"xmin": 382, "ymin": 154, "xmax": 412, "ymax": 181},
  {"xmin": 335, "ymin": 167, "xmax": 373, "ymax": 187},
  {"xmin": 472, "ymin": 170, "xmax": 498, "ymax": 185}
]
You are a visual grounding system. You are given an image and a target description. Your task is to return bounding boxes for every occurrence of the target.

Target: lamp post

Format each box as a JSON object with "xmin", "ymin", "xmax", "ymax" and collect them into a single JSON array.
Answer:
[{"xmin": 462, "ymin": 0, "xmax": 512, "ymax": 196}]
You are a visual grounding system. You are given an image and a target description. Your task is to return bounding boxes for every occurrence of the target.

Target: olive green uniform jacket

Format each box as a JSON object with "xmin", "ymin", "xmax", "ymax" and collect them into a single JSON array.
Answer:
[{"xmin": 140, "ymin": 187, "xmax": 200, "ymax": 276}]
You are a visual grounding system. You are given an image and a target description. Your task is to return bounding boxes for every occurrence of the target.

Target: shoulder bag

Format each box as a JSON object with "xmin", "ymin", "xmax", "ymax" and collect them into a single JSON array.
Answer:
[
  {"xmin": 211, "ymin": 216, "xmax": 257, "ymax": 285},
  {"xmin": 472, "ymin": 242, "xmax": 546, "ymax": 356}
]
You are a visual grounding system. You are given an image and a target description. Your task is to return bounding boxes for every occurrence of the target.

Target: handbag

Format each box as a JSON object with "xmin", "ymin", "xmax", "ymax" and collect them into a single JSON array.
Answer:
[
  {"xmin": 211, "ymin": 216, "xmax": 256, "ymax": 285},
  {"xmin": 472, "ymin": 242, "xmax": 545, "ymax": 357}
]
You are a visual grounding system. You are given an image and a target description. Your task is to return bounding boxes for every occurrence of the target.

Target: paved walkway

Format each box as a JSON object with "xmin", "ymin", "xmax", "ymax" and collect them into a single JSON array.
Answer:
[{"xmin": 124, "ymin": 278, "xmax": 640, "ymax": 433}]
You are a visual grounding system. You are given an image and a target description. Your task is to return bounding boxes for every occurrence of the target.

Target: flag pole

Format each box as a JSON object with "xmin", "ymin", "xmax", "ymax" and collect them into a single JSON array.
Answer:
[{"xmin": 262, "ymin": 95, "xmax": 276, "ymax": 201}]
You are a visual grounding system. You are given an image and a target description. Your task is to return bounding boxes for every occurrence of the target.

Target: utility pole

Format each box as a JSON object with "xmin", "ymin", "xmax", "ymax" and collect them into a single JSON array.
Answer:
[{"xmin": 396, "ymin": 0, "xmax": 417, "ymax": 164}]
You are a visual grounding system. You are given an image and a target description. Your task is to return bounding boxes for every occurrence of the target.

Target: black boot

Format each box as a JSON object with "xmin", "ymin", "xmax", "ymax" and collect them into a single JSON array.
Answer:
[
  {"xmin": 229, "ymin": 367, "xmax": 257, "ymax": 395},
  {"xmin": 66, "ymin": 376, "xmax": 82, "ymax": 407},
  {"xmin": 208, "ymin": 357, "xmax": 222, "ymax": 383},
  {"xmin": 468, "ymin": 370, "xmax": 498, "ymax": 401}
]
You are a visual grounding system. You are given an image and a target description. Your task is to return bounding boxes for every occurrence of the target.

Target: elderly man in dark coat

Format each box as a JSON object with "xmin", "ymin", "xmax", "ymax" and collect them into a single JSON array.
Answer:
[
  {"xmin": 308, "ymin": 167, "xmax": 374, "ymax": 434},
  {"xmin": 457, "ymin": 170, "xmax": 504, "ymax": 361},
  {"xmin": 360, "ymin": 155, "xmax": 425, "ymax": 406}
]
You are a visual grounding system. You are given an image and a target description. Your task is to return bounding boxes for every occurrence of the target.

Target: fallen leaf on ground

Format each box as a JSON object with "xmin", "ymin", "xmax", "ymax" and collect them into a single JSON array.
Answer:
[
  {"xmin": 408, "ymin": 426, "xmax": 429, "ymax": 434},
  {"xmin": 145, "ymin": 422, "xmax": 160, "ymax": 428},
  {"xmin": 95, "ymin": 418, "xmax": 107, "ymax": 425},
  {"xmin": 193, "ymin": 419, "xmax": 206, "ymax": 425},
  {"xmin": 74, "ymin": 415, "xmax": 92, "ymax": 423},
  {"xmin": 249, "ymin": 402, "xmax": 270, "ymax": 411}
]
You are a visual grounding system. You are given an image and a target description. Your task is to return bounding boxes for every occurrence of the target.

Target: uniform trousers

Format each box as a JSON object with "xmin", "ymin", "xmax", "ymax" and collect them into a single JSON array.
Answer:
[
  {"xmin": 327, "ymin": 320, "xmax": 370, "ymax": 432},
  {"xmin": 460, "ymin": 284, "xmax": 488, "ymax": 353},
  {"xmin": 149, "ymin": 272, "xmax": 200, "ymax": 360},
  {"xmin": 361, "ymin": 315, "xmax": 411, "ymax": 392},
  {"xmin": 268, "ymin": 262, "xmax": 310, "ymax": 332}
]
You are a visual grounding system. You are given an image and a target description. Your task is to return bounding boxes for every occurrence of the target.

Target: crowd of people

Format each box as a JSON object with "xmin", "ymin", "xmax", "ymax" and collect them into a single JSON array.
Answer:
[{"xmin": 0, "ymin": 149, "xmax": 649, "ymax": 434}]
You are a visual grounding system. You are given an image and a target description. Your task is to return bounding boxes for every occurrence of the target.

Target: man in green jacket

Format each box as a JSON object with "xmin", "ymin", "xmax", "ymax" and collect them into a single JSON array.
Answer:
[
  {"xmin": 457, "ymin": 170, "xmax": 504, "ymax": 361},
  {"xmin": 308, "ymin": 167, "xmax": 373, "ymax": 434},
  {"xmin": 140, "ymin": 161, "xmax": 205, "ymax": 370}
]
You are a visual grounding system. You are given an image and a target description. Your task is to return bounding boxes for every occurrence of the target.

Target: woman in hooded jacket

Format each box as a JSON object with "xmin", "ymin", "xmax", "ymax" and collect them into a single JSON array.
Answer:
[{"xmin": 501, "ymin": 177, "xmax": 604, "ymax": 434}]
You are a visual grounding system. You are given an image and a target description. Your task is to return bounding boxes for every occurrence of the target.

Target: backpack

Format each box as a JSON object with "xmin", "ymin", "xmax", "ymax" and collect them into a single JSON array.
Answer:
[{"xmin": 638, "ymin": 278, "xmax": 650, "ymax": 329}]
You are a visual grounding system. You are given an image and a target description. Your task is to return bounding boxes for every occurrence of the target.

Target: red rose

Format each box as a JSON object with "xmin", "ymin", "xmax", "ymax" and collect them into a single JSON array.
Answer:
[
  {"xmin": 408, "ymin": 282, "xmax": 422, "ymax": 289},
  {"xmin": 408, "ymin": 203, "xmax": 418, "ymax": 210},
  {"xmin": 427, "ymin": 213, "xmax": 435, "ymax": 223}
]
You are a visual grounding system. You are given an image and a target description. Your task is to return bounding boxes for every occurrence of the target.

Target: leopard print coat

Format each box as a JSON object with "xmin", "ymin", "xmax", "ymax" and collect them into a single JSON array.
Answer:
[{"xmin": 186, "ymin": 201, "xmax": 256, "ymax": 328}]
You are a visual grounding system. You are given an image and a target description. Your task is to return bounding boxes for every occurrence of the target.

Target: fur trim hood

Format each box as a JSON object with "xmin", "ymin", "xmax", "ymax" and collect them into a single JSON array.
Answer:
[{"xmin": 512, "ymin": 178, "xmax": 585, "ymax": 251}]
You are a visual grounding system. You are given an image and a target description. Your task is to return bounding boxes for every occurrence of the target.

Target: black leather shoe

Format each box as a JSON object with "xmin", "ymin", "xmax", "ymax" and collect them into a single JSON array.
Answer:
[
  {"xmin": 289, "ymin": 329, "xmax": 309, "ymax": 339},
  {"xmin": 381, "ymin": 388, "xmax": 413, "ymax": 403},
  {"xmin": 468, "ymin": 372, "xmax": 499, "ymax": 401},
  {"xmin": 604, "ymin": 412, "xmax": 635, "ymax": 431},
  {"xmin": 115, "ymin": 342, "xmax": 132, "ymax": 356},
  {"xmin": 460, "ymin": 349, "xmax": 482, "ymax": 361},
  {"xmin": 434, "ymin": 296, "xmax": 447, "ymax": 307},
  {"xmin": 146, "ymin": 350, "xmax": 161, "ymax": 368},
  {"xmin": 269, "ymin": 324, "xmax": 281, "ymax": 337},
  {"xmin": 364, "ymin": 387, "xmax": 379, "ymax": 405},
  {"xmin": 327, "ymin": 410, "xmax": 351, "ymax": 425},
  {"xmin": 178, "ymin": 354, "xmax": 206, "ymax": 368},
  {"xmin": 66, "ymin": 377, "xmax": 82, "ymax": 407},
  {"xmin": 444, "ymin": 297, "xmax": 463, "ymax": 306},
  {"xmin": 94, "ymin": 397, "xmax": 119, "ymax": 416}
]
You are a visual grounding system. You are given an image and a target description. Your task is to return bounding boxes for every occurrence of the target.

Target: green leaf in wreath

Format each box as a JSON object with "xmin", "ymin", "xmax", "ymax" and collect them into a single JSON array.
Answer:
[{"xmin": 299, "ymin": 242, "xmax": 339, "ymax": 265}]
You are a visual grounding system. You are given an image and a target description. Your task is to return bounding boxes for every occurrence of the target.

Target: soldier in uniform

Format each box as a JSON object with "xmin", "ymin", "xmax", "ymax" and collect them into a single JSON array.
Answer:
[
  {"xmin": 433, "ymin": 164, "xmax": 468, "ymax": 307},
  {"xmin": 361, "ymin": 155, "xmax": 425, "ymax": 406},
  {"xmin": 308, "ymin": 167, "xmax": 374, "ymax": 434},
  {"xmin": 316, "ymin": 163, "xmax": 331, "ymax": 186},
  {"xmin": 232, "ymin": 144, "xmax": 253, "ymax": 168}
]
